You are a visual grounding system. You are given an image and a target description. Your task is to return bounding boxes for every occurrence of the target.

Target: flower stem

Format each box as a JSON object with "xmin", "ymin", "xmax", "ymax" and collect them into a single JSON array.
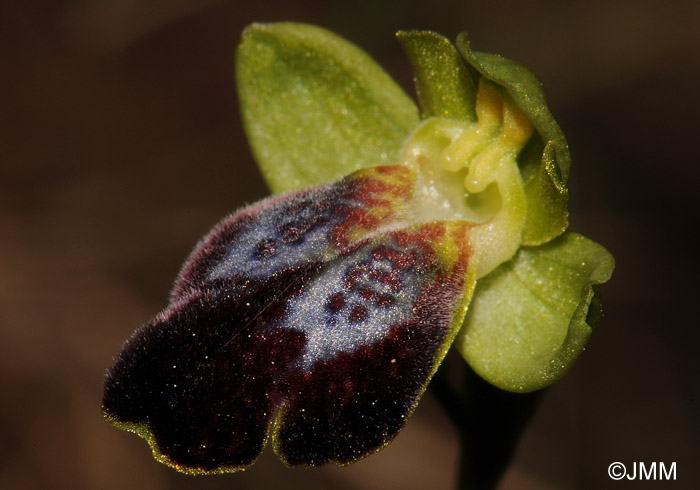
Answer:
[{"xmin": 430, "ymin": 353, "xmax": 543, "ymax": 490}]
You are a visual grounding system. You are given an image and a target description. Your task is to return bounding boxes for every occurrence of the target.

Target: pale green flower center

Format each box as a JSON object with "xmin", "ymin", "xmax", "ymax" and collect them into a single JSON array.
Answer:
[{"xmin": 401, "ymin": 80, "xmax": 534, "ymax": 277}]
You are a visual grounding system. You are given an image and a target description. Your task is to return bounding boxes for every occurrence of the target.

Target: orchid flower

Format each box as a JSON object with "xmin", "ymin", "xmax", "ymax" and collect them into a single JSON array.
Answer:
[{"xmin": 103, "ymin": 23, "xmax": 614, "ymax": 475}]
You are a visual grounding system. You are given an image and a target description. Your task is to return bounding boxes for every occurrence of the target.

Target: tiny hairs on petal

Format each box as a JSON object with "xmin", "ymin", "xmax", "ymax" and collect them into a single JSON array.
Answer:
[{"xmin": 103, "ymin": 165, "xmax": 475, "ymax": 473}]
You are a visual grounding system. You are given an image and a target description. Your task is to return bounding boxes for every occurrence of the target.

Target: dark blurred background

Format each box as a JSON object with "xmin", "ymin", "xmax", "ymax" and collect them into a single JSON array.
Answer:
[{"xmin": 1, "ymin": 1, "xmax": 699, "ymax": 489}]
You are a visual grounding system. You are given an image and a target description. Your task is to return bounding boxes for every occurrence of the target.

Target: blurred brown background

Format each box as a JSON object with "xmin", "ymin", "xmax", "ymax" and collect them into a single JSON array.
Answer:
[{"xmin": 1, "ymin": 1, "xmax": 699, "ymax": 489}]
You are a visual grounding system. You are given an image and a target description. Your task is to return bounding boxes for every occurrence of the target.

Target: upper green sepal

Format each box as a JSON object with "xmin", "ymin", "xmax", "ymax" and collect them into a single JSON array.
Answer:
[
  {"xmin": 236, "ymin": 22, "xmax": 419, "ymax": 193},
  {"xmin": 455, "ymin": 233, "xmax": 615, "ymax": 392}
]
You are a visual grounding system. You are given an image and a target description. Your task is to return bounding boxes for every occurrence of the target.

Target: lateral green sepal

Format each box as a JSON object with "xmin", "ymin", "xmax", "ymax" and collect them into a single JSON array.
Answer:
[
  {"xmin": 236, "ymin": 22, "xmax": 419, "ymax": 193},
  {"xmin": 455, "ymin": 232, "xmax": 615, "ymax": 392}
]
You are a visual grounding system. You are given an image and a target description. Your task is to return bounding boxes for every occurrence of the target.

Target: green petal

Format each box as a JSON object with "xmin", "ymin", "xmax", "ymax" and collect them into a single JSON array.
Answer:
[
  {"xmin": 455, "ymin": 233, "xmax": 615, "ymax": 392},
  {"xmin": 236, "ymin": 22, "xmax": 419, "ymax": 193},
  {"xmin": 396, "ymin": 30, "xmax": 476, "ymax": 121},
  {"xmin": 455, "ymin": 32, "xmax": 569, "ymax": 244}
]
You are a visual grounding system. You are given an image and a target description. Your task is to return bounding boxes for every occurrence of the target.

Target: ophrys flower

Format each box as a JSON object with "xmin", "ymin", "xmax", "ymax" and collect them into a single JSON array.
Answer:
[{"xmin": 103, "ymin": 23, "xmax": 614, "ymax": 474}]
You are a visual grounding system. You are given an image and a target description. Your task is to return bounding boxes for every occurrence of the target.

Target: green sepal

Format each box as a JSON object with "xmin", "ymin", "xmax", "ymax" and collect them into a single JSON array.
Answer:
[
  {"xmin": 455, "ymin": 233, "xmax": 615, "ymax": 393},
  {"xmin": 455, "ymin": 32, "xmax": 570, "ymax": 244},
  {"xmin": 396, "ymin": 30, "xmax": 476, "ymax": 121},
  {"xmin": 236, "ymin": 22, "xmax": 419, "ymax": 193}
]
